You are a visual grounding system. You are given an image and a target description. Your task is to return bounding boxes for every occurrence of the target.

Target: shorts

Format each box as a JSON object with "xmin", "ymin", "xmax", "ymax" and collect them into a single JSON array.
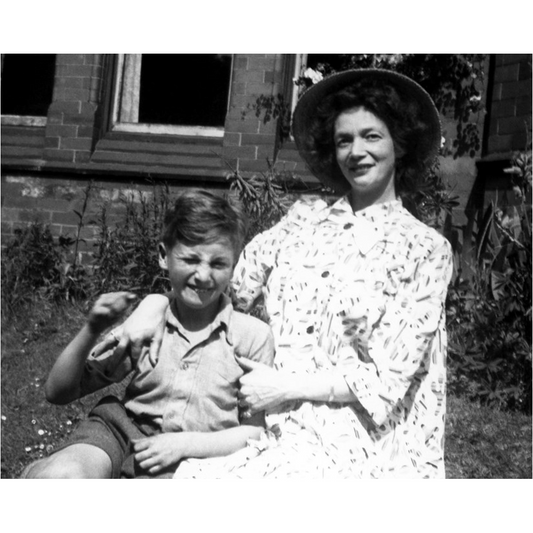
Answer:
[{"xmin": 53, "ymin": 396, "xmax": 174, "ymax": 478}]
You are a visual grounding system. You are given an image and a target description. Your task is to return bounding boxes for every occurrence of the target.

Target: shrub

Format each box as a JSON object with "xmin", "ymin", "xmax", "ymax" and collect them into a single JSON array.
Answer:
[
  {"xmin": 1, "ymin": 223, "xmax": 90, "ymax": 312},
  {"xmin": 90, "ymin": 184, "xmax": 173, "ymax": 298}
]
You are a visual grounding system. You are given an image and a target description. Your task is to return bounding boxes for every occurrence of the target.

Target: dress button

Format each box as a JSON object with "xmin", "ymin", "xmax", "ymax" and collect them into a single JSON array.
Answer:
[
  {"xmin": 321, "ymin": 271, "xmax": 330, "ymax": 278},
  {"xmin": 343, "ymin": 223, "xmax": 353, "ymax": 230},
  {"xmin": 306, "ymin": 326, "xmax": 314, "ymax": 334}
]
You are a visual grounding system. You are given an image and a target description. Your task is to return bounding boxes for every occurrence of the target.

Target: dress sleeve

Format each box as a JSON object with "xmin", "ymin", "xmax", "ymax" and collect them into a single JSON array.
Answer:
[
  {"xmin": 231, "ymin": 198, "xmax": 327, "ymax": 313},
  {"xmin": 338, "ymin": 234, "xmax": 454, "ymax": 428},
  {"xmin": 78, "ymin": 333, "xmax": 135, "ymax": 397}
]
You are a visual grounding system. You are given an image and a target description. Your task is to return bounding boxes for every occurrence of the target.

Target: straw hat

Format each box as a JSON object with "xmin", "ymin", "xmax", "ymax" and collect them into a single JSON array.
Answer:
[{"xmin": 291, "ymin": 68, "xmax": 442, "ymax": 193}]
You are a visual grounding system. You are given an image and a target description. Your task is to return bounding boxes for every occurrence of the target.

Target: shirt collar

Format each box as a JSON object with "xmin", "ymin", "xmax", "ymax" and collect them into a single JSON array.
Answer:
[{"xmin": 166, "ymin": 293, "xmax": 234, "ymax": 345}]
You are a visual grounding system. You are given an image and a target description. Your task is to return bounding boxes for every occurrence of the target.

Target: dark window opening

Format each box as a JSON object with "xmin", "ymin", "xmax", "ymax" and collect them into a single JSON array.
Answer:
[
  {"xmin": 306, "ymin": 54, "xmax": 352, "ymax": 75},
  {"xmin": 138, "ymin": 54, "xmax": 232, "ymax": 127},
  {"xmin": 1, "ymin": 54, "xmax": 56, "ymax": 117}
]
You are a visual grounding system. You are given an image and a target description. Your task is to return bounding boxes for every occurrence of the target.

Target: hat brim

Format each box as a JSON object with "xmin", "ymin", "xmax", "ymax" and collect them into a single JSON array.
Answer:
[{"xmin": 292, "ymin": 68, "xmax": 442, "ymax": 193}]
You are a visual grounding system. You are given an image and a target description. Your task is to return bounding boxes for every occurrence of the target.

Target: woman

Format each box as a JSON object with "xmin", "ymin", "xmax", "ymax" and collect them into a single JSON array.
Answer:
[{"xmin": 118, "ymin": 69, "xmax": 454, "ymax": 478}]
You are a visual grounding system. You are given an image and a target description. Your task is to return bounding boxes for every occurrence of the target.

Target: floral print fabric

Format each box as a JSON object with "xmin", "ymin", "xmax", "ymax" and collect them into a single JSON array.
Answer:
[{"xmin": 174, "ymin": 196, "xmax": 454, "ymax": 478}]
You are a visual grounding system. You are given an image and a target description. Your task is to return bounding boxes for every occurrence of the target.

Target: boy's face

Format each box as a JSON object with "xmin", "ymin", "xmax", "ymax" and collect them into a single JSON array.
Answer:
[{"xmin": 159, "ymin": 236, "xmax": 236, "ymax": 319}]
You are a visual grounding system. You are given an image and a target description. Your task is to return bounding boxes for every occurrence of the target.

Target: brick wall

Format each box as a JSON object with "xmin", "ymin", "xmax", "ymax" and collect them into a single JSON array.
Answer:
[{"xmin": 486, "ymin": 54, "xmax": 531, "ymax": 157}]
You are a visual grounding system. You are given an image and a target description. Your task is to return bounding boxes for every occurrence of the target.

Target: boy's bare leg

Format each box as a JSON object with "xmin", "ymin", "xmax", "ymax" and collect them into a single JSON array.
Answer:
[{"xmin": 21, "ymin": 443, "xmax": 113, "ymax": 479}]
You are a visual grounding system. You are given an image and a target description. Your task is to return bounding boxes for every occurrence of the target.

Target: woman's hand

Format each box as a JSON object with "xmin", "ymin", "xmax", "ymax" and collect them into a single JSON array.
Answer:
[
  {"xmin": 237, "ymin": 357, "xmax": 296, "ymax": 415},
  {"xmin": 112, "ymin": 293, "xmax": 170, "ymax": 360},
  {"xmin": 133, "ymin": 434, "xmax": 189, "ymax": 475}
]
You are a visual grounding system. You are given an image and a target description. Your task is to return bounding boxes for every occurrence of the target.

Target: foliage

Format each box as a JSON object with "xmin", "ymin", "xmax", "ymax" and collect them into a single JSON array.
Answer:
[
  {"xmin": 446, "ymin": 141, "xmax": 532, "ymax": 413},
  {"xmin": 90, "ymin": 184, "xmax": 173, "ymax": 297},
  {"xmin": 225, "ymin": 157, "xmax": 313, "ymax": 244},
  {"xmin": 301, "ymin": 53, "xmax": 486, "ymax": 159},
  {"xmin": 1, "ymin": 223, "xmax": 90, "ymax": 312}
]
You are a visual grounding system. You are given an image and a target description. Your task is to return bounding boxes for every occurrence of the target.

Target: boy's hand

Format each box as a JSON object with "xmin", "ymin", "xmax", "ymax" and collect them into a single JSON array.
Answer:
[
  {"xmin": 87, "ymin": 292, "xmax": 137, "ymax": 334},
  {"xmin": 132, "ymin": 434, "xmax": 190, "ymax": 475}
]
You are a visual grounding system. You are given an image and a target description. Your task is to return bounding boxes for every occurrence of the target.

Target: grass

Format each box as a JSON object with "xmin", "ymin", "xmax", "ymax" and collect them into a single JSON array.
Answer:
[{"xmin": 1, "ymin": 300, "xmax": 531, "ymax": 479}]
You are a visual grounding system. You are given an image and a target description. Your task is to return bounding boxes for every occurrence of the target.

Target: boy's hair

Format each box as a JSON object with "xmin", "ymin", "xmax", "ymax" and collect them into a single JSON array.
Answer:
[{"xmin": 161, "ymin": 189, "xmax": 247, "ymax": 260}]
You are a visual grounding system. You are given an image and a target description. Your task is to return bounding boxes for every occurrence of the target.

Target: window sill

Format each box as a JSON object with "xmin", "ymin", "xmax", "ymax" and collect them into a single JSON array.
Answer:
[
  {"xmin": 111, "ymin": 122, "xmax": 224, "ymax": 138},
  {"xmin": 1, "ymin": 115, "xmax": 47, "ymax": 127}
]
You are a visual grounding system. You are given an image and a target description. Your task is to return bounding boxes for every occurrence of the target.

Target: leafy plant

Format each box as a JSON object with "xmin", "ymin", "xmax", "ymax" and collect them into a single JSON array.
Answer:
[
  {"xmin": 90, "ymin": 183, "xmax": 173, "ymax": 297},
  {"xmin": 446, "ymin": 139, "xmax": 532, "ymax": 413},
  {"xmin": 1, "ymin": 223, "xmax": 89, "ymax": 312}
]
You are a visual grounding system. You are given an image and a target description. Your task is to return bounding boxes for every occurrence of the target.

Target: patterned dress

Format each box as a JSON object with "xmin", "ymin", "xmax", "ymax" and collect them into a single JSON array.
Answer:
[{"xmin": 174, "ymin": 196, "xmax": 454, "ymax": 478}]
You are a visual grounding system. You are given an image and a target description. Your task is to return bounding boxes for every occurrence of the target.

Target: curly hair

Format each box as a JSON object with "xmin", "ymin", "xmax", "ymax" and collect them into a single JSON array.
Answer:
[
  {"xmin": 161, "ymin": 189, "xmax": 247, "ymax": 261},
  {"xmin": 305, "ymin": 76, "xmax": 433, "ymax": 195}
]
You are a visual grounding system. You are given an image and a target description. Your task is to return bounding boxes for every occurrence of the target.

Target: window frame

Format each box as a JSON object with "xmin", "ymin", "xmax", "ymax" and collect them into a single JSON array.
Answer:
[{"xmin": 110, "ymin": 54, "xmax": 233, "ymax": 138}]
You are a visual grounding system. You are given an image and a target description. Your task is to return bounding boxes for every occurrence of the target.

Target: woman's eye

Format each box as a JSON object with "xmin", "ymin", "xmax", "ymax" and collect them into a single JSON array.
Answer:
[{"xmin": 366, "ymin": 133, "xmax": 381, "ymax": 141}]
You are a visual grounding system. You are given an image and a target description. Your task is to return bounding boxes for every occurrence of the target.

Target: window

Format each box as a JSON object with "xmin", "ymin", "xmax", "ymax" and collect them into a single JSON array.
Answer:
[
  {"xmin": 112, "ymin": 54, "xmax": 233, "ymax": 137},
  {"xmin": 1, "ymin": 54, "xmax": 56, "ymax": 126}
]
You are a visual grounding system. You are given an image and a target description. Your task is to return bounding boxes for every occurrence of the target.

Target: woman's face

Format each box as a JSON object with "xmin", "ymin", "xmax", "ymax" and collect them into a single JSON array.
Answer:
[{"xmin": 334, "ymin": 106, "xmax": 399, "ymax": 211}]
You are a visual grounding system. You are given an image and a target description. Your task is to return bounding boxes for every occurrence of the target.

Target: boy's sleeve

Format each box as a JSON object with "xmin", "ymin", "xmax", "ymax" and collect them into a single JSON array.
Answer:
[{"xmin": 78, "ymin": 332, "xmax": 134, "ymax": 397}]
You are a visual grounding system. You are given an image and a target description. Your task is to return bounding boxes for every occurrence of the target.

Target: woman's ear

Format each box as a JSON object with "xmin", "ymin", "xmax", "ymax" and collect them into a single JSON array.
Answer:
[{"xmin": 158, "ymin": 243, "xmax": 168, "ymax": 270}]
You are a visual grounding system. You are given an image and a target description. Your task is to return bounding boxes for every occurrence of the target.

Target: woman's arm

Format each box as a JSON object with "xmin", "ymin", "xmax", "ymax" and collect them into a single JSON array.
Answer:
[
  {"xmin": 338, "ymin": 237, "xmax": 454, "ymax": 426},
  {"xmin": 111, "ymin": 293, "xmax": 170, "ymax": 361},
  {"xmin": 132, "ymin": 425, "xmax": 264, "ymax": 475},
  {"xmin": 45, "ymin": 292, "xmax": 136, "ymax": 404},
  {"xmin": 237, "ymin": 357, "xmax": 355, "ymax": 415}
]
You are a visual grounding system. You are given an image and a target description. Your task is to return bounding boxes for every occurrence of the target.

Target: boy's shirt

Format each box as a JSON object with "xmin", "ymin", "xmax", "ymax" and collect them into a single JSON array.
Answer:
[{"xmin": 80, "ymin": 294, "xmax": 275, "ymax": 433}]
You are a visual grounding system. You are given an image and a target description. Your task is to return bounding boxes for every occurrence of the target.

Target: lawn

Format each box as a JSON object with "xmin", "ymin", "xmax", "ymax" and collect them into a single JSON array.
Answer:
[{"xmin": 1, "ymin": 301, "xmax": 531, "ymax": 479}]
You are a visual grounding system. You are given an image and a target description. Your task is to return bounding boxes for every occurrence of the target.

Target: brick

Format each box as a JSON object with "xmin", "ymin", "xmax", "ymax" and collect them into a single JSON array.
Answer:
[
  {"xmin": 222, "ymin": 145, "xmax": 257, "ymax": 160},
  {"xmin": 233, "ymin": 57, "xmax": 248, "ymax": 69},
  {"xmin": 233, "ymin": 69, "xmax": 264, "ymax": 84},
  {"xmin": 488, "ymin": 134, "xmax": 514, "ymax": 153},
  {"xmin": 501, "ymin": 79, "xmax": 530, "ymax": 100},
  {"xmin": 238, "ymin": 158, "xmax": 274, "ymax": 172},
  {"xmin": 519, "ymin": 58, "xmax": 532, "ymax": 81},
  {"xmin": 264, "ymin": 70, "xmax": 282, "ymax": 84},
  {"xmin": 44, "ymin": 137, "xmax": 60, "ymax": 149},
  {"xmin": 231, "ymin": 82, "xmax": 246, "ymax": 95},
  {"xmin": 55, "ymin": 87, "xmax": 92, "ymax": 102},
  {"xmin": 494, "ymin": 63, "xmax": 520, "ymax": 83},
  {"xmin": 245, "ymin": 83, "xmax": 274, "ymax": 96},
  {"xmin": 516, "ymin": 95, "xmax": 532, "ymax": 116},
  {"xmin": 225, "ymin": 118, "xmax": 260, "ymax": 134},
  {"xmin": 77, "ymin": 126, "xmax": 97, "ymax": 139},
  {"xmin": 62, "ymin": 65, "xmax": 94, "ymax": 78},
  {"xmin": 51, "ymin": 211, "xmax": 82, "ymax": 225},
  {"xmin": 19, "ymin": 209, "xmax": 52, "ymax": 223},
  {"xmin": 74, "ymin": 151, "xmax": 92, "ymax": 163},
  {"xmin": 55, "ymin": 76, "xmax": 92, "ymax": 90},
  {"xmin": 48, "ymin": 101, "xmax": 81, "ymax": 114},
  {"xmin": 60, "ymin": 138, "xmax": 93, "ymax": 151},
  {"xmin": 498, "ymin": 115, "xmax": 530, "ymax": 135},
  {"xmin": 491, "ymin": 99, "xmax": 516, "ymax": 118},
  {"xmin": 241, "ymin": 133, "xmax": 276, "ymax": 146},
  {"xmin": 222, "ymin": 132, "xmax": 241, "ymax": 147},
  {"xmin": 46, "ymin": 124, "xmax": 78, "ymax": 138},
  {"xmin": 60, "ymin": 54, "xmax": 85, "ymax": 66},
  {"xmin": 1, "ymin": 208, "xmax": 21, "ymax": 222},
  {"xmin": 44, "ymin": 149, "xmax": 75, "ymax": 162},
  {"xmin": 247, "ymin": 56, "xmax": 277, "ymax": 71},
  {"xmin": 256, "ymin": 145, "xmax": 276, "ymax": 160}
]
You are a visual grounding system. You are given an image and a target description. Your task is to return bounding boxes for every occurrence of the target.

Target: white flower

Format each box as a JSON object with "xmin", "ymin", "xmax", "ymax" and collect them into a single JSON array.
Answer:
[
  {"xmin": 303, "ymin": 68, "xmax": 323, "ymax": 84},
  {"xmin": 440, "ymin": 136, "xmax": 446, "ymax": 148}
]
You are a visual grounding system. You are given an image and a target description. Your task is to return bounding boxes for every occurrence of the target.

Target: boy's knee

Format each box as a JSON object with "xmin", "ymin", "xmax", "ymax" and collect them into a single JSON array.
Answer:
[
  {"xmin": 23, "ymin": 456, "xmax": 86, "ymax": 479},
  {"xmin": 23, "ymin": 445, "xmax": 112, "ymax": 478}
]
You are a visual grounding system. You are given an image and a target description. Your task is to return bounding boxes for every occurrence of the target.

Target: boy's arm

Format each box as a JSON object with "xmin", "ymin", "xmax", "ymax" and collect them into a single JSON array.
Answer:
[
  {"xmin": 44, "ymin": 292, "xmax": 136, "ymax": 405},
  {"xmin": 133, "ymin": 424, "xmax": 264, "ymax": 476}
]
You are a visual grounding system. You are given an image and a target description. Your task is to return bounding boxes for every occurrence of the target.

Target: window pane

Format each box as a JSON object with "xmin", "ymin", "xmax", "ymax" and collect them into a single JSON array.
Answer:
[
  {"xmin": 1, "ymin": 54, "xmax": 56, "ymax": 116},
  {"xmin": 138, "ymin": 54, "xmax": 232, "ymax": 127}
]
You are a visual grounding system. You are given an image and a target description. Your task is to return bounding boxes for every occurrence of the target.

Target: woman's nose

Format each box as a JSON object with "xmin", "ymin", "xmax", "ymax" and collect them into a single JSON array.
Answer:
[{"xmin": 348, "ymin": 138, "xmax": 366, "ymax": 158}]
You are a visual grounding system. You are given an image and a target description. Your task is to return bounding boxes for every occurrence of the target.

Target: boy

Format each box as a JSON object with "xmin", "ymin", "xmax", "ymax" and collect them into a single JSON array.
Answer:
[{"xmin": 23, "ymin": 190, "xmax": 275, "ymax": 478}]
